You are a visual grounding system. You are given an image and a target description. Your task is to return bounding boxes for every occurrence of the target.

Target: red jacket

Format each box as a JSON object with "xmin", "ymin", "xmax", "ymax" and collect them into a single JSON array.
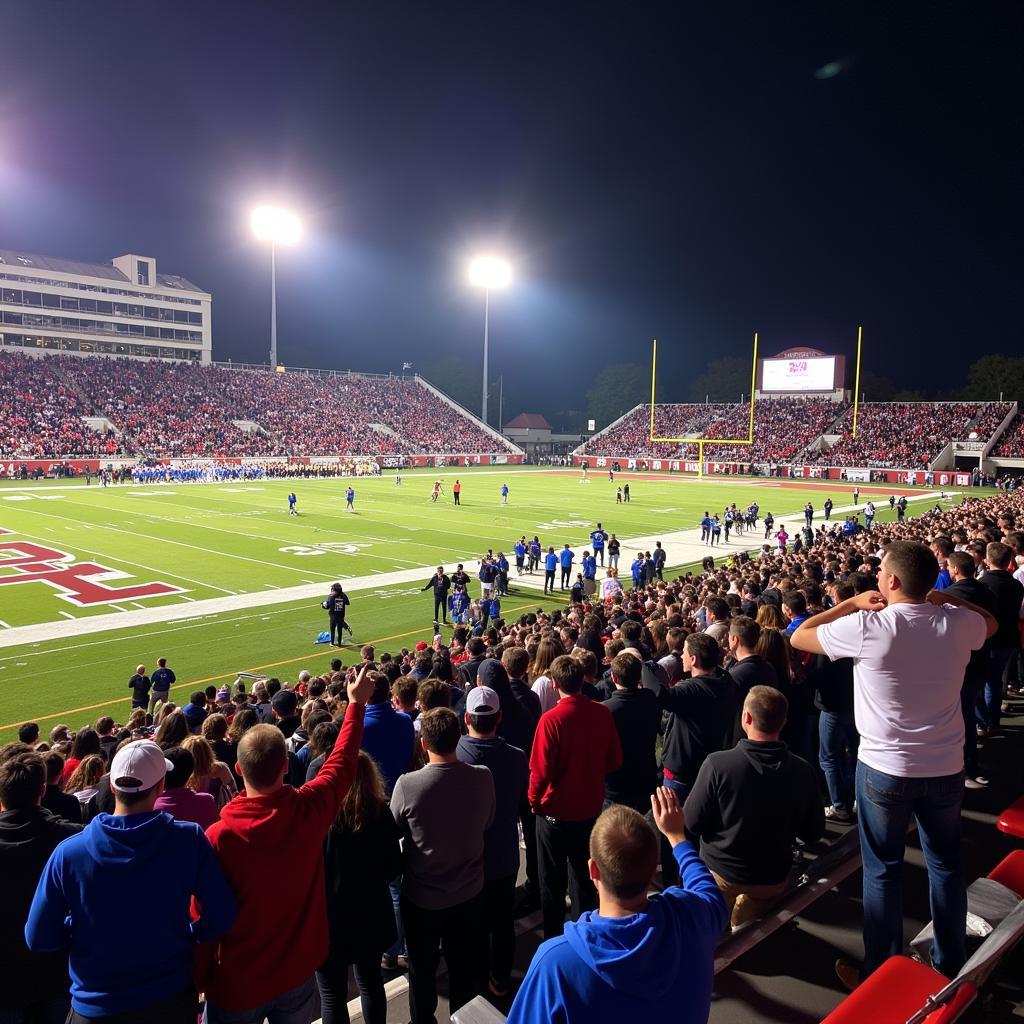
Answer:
[
  {"xmin": 197, "ymin": 702, "xmax": 365, "ymax": 1009},
  {"xmin": 528, "ymin": 694, "xmax": 623, "ymax": 821}
]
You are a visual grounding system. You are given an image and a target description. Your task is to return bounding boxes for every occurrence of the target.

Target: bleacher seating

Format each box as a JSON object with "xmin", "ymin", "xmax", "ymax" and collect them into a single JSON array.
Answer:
[
  {"xmin": 0, "ymin": 352, "xmax": 515, "ymax": 458},
  {"xmin": 992, "ymin": 413, "xmax": 1024, "ymax": 458}
]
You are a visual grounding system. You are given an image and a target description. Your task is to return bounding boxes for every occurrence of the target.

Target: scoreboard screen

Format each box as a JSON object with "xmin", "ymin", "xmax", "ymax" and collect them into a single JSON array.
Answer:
[{"xmin": 761, "ymin": 356, "xmax": 836, "ymax": 392}]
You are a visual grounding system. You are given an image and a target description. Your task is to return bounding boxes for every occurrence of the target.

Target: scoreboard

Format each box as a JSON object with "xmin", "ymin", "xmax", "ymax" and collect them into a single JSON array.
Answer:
[{"xmin": 758, "ymin": 349, "xmax": 844, "ymax": 393}]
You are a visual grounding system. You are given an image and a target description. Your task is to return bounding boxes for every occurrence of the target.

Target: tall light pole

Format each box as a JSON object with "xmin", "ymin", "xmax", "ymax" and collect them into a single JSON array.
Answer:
[
  {"xmin": 467, "ymin": 255, "xmax": 512, "ymax": 426},
  {"xmin": 251, "ymin": 206, "xmax": 301, "ymax": 368}
]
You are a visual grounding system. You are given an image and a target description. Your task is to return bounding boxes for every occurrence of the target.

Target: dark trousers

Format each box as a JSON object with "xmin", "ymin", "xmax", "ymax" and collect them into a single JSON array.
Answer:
[
  {"xmin": 518, "ymin": 800, "xmax": 538, "ymax": 896},
  {"xmin": 402, "ymin": 892, "xmax": 486, "ymax": 1024},
  {"xmin": 560, "ymin": 566, "xmax": 571, "ymax": 588},
  {"xmin": 544, "ymin": 570, "xmax": 555, "ymax": 594},
  {"xmin": 961, "ymin": 677, "xmax": 983, "ymax": 776},
  {"xmin": 316, "ymin": 960, "xmax": 386, "ymax": 1024},
  {"xmin": 432, "ymin": 596, "xmax": 447, "ymax": 623},
  {"xmin": 454, "ymin": 492, "xmax": 460, "ymax": 505},
  {"xmin": 482, "ymin": 874, "xmax": 517, "ymax": 988},
  {"xmin": 71, "ymin": 987, "xmax": 196, "ymax": 1024},
  {"xmin": 536, "ymin": 814, "xmax": 597, "ymax": 938},
  {"xmin": 329, "ymin": 614, "xmax": 346, "ymax": 645}
]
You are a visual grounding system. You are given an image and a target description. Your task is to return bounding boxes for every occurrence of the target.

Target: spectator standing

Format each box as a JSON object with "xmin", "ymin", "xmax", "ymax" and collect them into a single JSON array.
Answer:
[
  {"xmin": 361, "ymin": 671, "xmax": 415, "ymax": 794},
  {"xmin": 181, "ymin": 691, "xmax": 208, "ymax": 735},
  {"xmin": 317, "ymin": 751, "xmax": 402, "ymax": 1024},
  {"xmin": 26, "ymin": 740, "xmax": 236, "ymax": 1024},
  {"xmin": 456, "ymin": 686, "xmax": 529, "ymax": 998},
  {"xmin": 200, "ymin": 669, "xmax": 373, "ymax": 1024},
  {"xmin": 791, "ymin": 541, "xmax": 995, "ymax": 984},
  {"xmin": 684, "ymin": 687, "xmax": 824, "ymax": 928},
  {"xmin": 41, "ymin": 751, "xmax": 83, "ymax": 823},
  {"xmin": 726, "ymin": 617, "xmax": 778, "ymax": 701},
  {"xmin": 0, "ymin": 748, "xmax": 84, "ymax": 1024},
  {"xmin": 977, "ymin": 540, "xmax": 1024, "ymax": 736},
  {"xmin": 421, "ymin": 567, "xmax": 451, "ymax": 625},
  {"xmin": 127, "ymin": 665, "xmax": 151, "ymax": 710},
  {"xmin": 390, "ymin": 707, "xmax": 496, "ymax": 1023},
  {"xmin": 150, "ymin": 657, "xmax": 176, "ymax": 711},
  {"xmin": 528, "ymin": 656, "xmax": 623, "ymax": 938},
  {"xmin": 507, "ymin": 790, "xmax": 727, "ymax": 1024},
  {"xmin": 154, "ymin": 746, "xmax": 218, "ymax": 829},
  {"xmin": 603, "ymin": 653, "xmax": 661, "ymax": 812}
]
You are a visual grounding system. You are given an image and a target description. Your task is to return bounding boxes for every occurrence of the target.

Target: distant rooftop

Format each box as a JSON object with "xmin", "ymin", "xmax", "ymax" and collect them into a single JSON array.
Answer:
[
  {"xmin": 0, "ymin": 248, "xmax": 205, "ymax": 293},
  {"xmin": 505, "ymin": 413, "xmax": 551, "ymax": 430}
]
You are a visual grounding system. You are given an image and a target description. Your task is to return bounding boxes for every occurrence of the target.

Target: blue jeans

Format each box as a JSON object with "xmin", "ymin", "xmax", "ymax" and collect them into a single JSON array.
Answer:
[
  {"xmin": 819, "ymin": 710, "xmax": 859, "ymax": 812},
  {"xmin": 976, "ymin": 646, "xmax": 1012, "ymax": 729},
  {"xmin": 384, "ymin": 876, "xmax": 406, "ymax": 958},
  {"xmin": 855, "ymin": 762, "xmax": 966, "ymax": 979},
  {"xmin": 204, "ymin": 977, "xmax": 316, "ymax": 1024}
]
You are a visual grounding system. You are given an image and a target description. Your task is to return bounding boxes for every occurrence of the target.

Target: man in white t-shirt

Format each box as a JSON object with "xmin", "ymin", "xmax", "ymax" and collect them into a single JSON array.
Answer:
[{"xmin": 791, "ymin": 540, "xmax": 995, "ymax": 987}]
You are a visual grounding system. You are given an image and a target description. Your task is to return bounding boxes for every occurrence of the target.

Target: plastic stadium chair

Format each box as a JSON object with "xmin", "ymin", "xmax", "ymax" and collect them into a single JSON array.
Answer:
[
  {"xmin": 450, "ymin": 996, "xmax": 506, "ymax": 1024},
  {"xmin": 996, "ymin": 795, "xmax": 1024, "ymax": 840},
  {"xmin": 987, "ymin": 849, "xmax": 1024, "ymax": 898}
]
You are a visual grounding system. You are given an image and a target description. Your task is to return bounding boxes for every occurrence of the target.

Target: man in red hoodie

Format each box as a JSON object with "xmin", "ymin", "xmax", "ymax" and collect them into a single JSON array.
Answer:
[
  {"xmin": 200, "ymin": 665, "xmax": 373, "ymax": 1024},
  {"xmin": 528, "ymin": 655, "xmax": 623, "ymax": 939}
]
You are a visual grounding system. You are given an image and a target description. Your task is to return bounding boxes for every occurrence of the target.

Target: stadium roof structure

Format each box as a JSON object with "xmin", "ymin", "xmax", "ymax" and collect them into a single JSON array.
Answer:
[
  {"xmin": 505, "ymin": 413, "xmax": 551, "ymax": 430},
  {"xmin": 0, "ymin": 248, "xmax": 205, "ymax": 293}
]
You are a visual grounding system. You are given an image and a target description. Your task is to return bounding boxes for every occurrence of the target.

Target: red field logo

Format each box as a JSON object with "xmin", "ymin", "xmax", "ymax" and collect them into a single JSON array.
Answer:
[{"xmin": 0, "ymin": 540, "xmax": 183, "ymax": 607}]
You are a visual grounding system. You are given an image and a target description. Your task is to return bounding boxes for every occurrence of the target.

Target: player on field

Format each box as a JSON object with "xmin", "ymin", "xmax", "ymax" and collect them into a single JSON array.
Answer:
[
  {"xmin": 501, "ymin": 482, "xmax": 509, "ymax": 505},
  {"xmin": 345, "ymin": 486, "xmax": 355, "ymax": 511},
  {"xmin": 431, "ymin": 480, "xmax": 443, "ymax": 503},
  {"xmin": 288, "ymin": 491, "xmax": 298, "ymax": 516},
  {"xmin": 580, "ymin": 464, "xmax": 589, "ymax": 483}
]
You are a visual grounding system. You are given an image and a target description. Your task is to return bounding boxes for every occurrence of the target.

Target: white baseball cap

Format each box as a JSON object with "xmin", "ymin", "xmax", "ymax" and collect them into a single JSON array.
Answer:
[
  {"xmin": 466, "ymin": 686, "xmax": 500, "ymax": 716},
  {"xmin": 110, "ymin": 740, "xmax": 173, "ymax": 793}
]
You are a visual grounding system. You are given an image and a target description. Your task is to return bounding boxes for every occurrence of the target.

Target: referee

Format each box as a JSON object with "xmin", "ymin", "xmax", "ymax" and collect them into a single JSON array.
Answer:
[
  {"xmin": 421, "ymin": 566, "xmax": 452, "ymax": 624},
  {"xmin": 322, "ymin": 582, "xmax": 351, "ymax": 646}
]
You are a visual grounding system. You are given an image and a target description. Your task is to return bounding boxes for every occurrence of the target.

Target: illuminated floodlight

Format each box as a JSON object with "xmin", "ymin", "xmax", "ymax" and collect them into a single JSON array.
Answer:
[
  {"xmin": 467, "ymin": 255, "xmax": 512, "ymax": 290},
  {"xmin": 251, "ymin": 206, "xmax": 302, "ymax": 245}
]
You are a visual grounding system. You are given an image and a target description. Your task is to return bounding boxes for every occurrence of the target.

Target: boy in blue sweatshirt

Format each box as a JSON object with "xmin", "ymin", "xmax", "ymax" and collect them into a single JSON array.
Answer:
[
  {"xmin": 25, "ymin": 740, "xmax": 236, "ymax": 1023},
  {"xmin": 507, "ymin": 788, "xmax": 726, "ymax": 1024}
]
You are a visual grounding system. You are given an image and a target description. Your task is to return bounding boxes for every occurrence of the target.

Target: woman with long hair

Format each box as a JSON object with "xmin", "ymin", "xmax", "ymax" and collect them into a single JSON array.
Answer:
[
  {"xmin": 201, "ymin": 713, "xmax": 233, "ymax": 767},
  {"xmin": 61, "ymin": 727, "xmax": 101, "ymax": 785},
  {"xmin": 755, "ymin": 602, "xmax": 788, "ymax": 633},
  {"xmin": 316, "ymin": 750, "xmax": 401, "ymax": 1024},
  {"xmin": 600, "ymin": 566, "xmax": 623, "ymax": 603},
  {"xmin": 528, "ymin": 636, "xmax": 564, "ymax": 714},
  {"xmin": 154, "ymin": 709, "xmax": 189, "ymax": 749},
  {"xmin": 180, "ymin": 734, "xmax": 236, "ymax": 808},
  {"xmin": 64, "ymin": 754, "xmax": 105, "ymax": 821}
]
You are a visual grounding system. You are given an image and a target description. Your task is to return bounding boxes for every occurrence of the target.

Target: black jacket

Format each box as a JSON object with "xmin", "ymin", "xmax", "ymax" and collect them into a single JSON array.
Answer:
[
  {"xmin": 41, "ymin": 783, "xmax": 83, "ymax": 824},
  {"xmin": 979, "ymin": 570, "xmax": 1023, "ymax": 648},
  {"xmin": 684, "ymin": 739, "xmax": 824, "ymax": 886},
  {"xmin": 946, "ymin": 578, "xmax": 996, "ymax": 682},
  {"xmin": 727, "ymin": 654, "xmax": 779, "ymax": 701},
  {"xmin": 321, "ymin": 806, "xmax": 402, "ymax": 969},
  {"xmin": 603, "ymin": 687, "xmax": 661, "ymax": 810},
  {"xmin": 422, "ymin": 574, "xmax": 451, "ymax": 598},
  {"xmin": 0, "ymin": 807, "xmax": 83, "ymax": 1002},
  {"xmin": 808, "ymin": 654, "xmax": 855, "ymax": 713},
  {"xmin": 644, "ymin": 666, "xmax": 740, "ymax": 785}
]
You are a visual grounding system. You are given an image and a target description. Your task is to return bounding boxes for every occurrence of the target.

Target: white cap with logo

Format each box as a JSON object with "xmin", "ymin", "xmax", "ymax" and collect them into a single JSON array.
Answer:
[{"xmin": 109, "ymin": 740, "xmax": 173, "ymax": 793}]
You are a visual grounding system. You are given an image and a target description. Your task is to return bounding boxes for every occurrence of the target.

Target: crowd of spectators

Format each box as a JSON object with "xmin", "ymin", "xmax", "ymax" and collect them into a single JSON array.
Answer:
[
  {"xmin": 993, "ymin": 413, "xmax": 1024, "ymax": 458},
  {"xmin": 0, "ymin": 352, "xmax": 515, "ymax": 459},
  {"xmin": 580, "ymin": 398, "xmax": 1016, "ymax": 471},
  {"xmin": 806, "ymin": 402, "xmax": 1014, "ymax": 469},
  {"xmin": 4, "ymin": 488, "xmax": 1023, "ymax": 1022}
]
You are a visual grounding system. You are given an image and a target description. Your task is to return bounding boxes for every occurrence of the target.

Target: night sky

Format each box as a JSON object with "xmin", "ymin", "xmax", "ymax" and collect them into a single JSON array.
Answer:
[{"xmin": 1, "ymin": 2, "xmax": 1020, "ymax": 424}]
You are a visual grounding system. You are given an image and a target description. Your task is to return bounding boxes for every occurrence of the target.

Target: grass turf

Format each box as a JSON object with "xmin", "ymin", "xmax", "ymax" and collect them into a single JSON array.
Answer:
[{"xmin": 0, "ymin": 468, "xmax": 972, "ymax": 738}]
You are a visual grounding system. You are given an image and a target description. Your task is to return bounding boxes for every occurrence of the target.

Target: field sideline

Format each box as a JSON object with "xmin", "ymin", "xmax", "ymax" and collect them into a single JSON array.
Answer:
[{"xmin": 0, "ymin": 467, "xmax": 978, "ymax": 737}]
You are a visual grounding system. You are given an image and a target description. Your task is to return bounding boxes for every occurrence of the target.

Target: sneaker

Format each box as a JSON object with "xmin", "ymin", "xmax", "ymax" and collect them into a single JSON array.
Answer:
[
  {"xmin": 976, "ymin": 724, "xmax": 988, "ymax": 738},
  {"xmin": 965, "ymin": 775, "xmax": 989, "ymax": 790},
  {"xmin": 396, "ymin": 953, "xmax": 409, "ymax": 969},
  {"xmin": 835, "ymin": 958, "xmax": 861, "ymax": 992},
  {"xmin": 825, "ymin": 805, "xmax": 855, "ymax": 823}
]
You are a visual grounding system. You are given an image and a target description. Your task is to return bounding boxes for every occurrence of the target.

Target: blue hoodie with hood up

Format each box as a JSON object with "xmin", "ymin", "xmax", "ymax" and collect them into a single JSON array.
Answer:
[
  {"xmin": 25, "ymin": 811, "xmax": 236, "ymax": 1017},
  {"xmin": 507, "ymin": 841, "xmax": 727, "ymax": 1024}
]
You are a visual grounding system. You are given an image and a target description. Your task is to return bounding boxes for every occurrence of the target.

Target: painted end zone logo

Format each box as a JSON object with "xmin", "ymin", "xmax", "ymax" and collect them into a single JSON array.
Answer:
[{"xmin": 0, "ymin": 538, "xmax": 184, "ymax": 607}]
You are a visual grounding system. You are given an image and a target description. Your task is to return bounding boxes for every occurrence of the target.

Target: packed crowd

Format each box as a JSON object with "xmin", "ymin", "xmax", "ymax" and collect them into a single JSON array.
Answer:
[
  {"xmin": 0, "ymin": 352, "xmax": 516, "ymax": 459},
  {"xmin": 993, "ymin": 413, "xmax": 1024, "ymax": 458},
  {"xmin": 577, "ymin": 398, "xmax": 1016, "ymax": 470},
  {"xmin": 805, "ymin": 402, "xmax": 1014, "ymax": 469},
  {"xmin": 4, "ymin": 488, "xmax": 1023, "ymax": 1024}
]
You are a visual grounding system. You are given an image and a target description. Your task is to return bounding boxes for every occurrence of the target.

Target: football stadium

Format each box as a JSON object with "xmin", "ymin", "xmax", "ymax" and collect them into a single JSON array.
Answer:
[{"xmin": 1, "ymin": 5, "xmax": 1023, "ymax": 1024}]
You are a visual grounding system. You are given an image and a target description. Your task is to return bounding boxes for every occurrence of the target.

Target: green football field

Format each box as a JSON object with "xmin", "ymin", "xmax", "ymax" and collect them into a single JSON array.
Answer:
[{"xmin": 0, "ymin": 468, "xmax": 969, "ymax": 739}]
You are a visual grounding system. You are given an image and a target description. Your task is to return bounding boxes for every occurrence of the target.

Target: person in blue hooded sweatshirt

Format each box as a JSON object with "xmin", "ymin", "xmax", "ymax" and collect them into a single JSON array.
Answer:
[
  {"xmin": 506, "ymin": 787, "xmax": 726, "ymax": 1024},
  {"xmin": 25, "ymin": 739, "xmax": 236, "ymax": 1024}
]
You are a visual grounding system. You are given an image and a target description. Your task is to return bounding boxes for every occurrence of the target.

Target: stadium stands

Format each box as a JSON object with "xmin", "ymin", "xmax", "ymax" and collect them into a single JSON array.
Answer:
[
  {"xmin": 577, "ymin": 397, "xmax": 1015, "ymax": 470},
  {"xmin": 993, "ymin": 414, "xmax": 1024, "ymax": 458},
  {"xmin": 0, "ymin": 352, "xmax": 515, "ymax": 459}
]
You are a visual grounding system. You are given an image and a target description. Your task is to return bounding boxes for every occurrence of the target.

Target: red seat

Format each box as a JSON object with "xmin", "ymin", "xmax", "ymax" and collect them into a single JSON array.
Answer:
[
  {"xmin": 988, "ymin": 849, "xmax": 1024, "ymax": 898},
  {"xmin": 997, "ymin": 795, "xmax": 1024, "ymax": 840},
  {"xmin": 820, "ymin": 956, "xmax": 976, "ymax": 1023}
]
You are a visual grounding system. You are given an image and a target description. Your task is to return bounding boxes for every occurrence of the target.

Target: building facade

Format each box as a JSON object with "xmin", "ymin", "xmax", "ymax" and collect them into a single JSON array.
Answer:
[{"xmin": 0, "ymin": 249, "xmax": 211, "ymax": 364}]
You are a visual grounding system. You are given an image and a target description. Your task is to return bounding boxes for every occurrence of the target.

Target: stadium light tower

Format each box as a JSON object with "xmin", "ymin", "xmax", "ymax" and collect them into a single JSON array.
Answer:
[
  {"xmin": 251, "ymin": 206, "xmax": 301, "ymax": 369},
  {"xmin": 467, "ymin": 255, "xmax": 512, "ymax": 426}
]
